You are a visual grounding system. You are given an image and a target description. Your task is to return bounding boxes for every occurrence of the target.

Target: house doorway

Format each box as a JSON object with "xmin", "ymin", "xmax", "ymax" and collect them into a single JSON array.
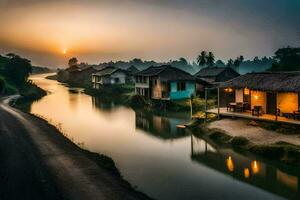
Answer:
[{"xmin": 266, "ymin": 92, "xmax": 277, "ymax": 115}]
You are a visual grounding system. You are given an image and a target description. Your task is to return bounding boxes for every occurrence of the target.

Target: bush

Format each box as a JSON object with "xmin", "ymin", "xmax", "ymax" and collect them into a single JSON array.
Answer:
[
  {"xmin": 249, "ymin": 145, "xmax": 286, "ymax": 159},
  {"xmin": 231, "ymin": 136, "xmax": 249, "ymax": 147},
  {"xmin": 127, "ymin": 94, "xmax": 148, "ymax": 109},
  {"xmin": 209, "ymin": 130, "xmax": 231, "ymax": 144}
]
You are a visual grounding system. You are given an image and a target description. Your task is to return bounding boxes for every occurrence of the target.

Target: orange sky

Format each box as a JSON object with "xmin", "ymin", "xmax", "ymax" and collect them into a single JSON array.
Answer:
[{"xmin": 0, "ymin": 0, "xmax": 299, "ymax": 67}]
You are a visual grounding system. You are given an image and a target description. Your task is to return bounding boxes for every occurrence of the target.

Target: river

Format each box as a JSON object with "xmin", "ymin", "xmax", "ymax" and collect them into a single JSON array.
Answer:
[{"xmin": 29, "ymin": 74, "xmax": 299, "ymax": 200}]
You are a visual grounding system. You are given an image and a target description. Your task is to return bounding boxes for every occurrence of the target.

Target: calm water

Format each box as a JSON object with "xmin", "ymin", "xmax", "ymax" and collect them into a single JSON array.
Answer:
[{"xmin": 29, "ymin": 74, "xmax": 299, "ymax": 200}]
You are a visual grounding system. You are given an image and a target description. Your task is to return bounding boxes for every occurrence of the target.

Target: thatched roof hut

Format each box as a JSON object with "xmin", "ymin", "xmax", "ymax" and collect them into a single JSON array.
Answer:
[
  {"xmin": 220, "ymin": 72, "xmax": 300, "ymax": 92},
  {"xmin": 195, "ymin": 67, "xmax": 240, "ymax": 83}
]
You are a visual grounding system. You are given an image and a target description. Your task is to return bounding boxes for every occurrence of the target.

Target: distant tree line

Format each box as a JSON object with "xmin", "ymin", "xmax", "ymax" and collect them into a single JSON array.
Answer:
[
  {"xmin": 0, "ymin": 53, "xmax": 32, "ymax": 86},
  {"xmin": 66, "ymin": 46, "xmax": 299, "ymax": 75},
  {"xmin": 269, "ymin": 47, "xmax": 300, "ymax": 72}
]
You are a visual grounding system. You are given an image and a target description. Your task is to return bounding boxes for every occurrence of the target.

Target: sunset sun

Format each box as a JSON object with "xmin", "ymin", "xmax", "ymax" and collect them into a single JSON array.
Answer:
[
  {"xmin": 62, "ymin": 49, "xmax": 67, "ymax": 55},
  {"xmin": 0, "ymin": 1, "xmax": 299, "ymax": 200}
]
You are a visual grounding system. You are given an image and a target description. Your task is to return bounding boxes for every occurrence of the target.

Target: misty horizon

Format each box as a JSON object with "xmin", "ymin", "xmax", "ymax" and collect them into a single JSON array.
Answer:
[{"xmin": 0, "ymin": 0, "xmax": 299, "ymax": 67}]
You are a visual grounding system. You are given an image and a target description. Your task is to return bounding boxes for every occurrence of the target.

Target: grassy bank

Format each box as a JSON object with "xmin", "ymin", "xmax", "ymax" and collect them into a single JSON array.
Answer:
[
  {"xmin": 13, "ymin": 82, "xmax": 47, "ymax": 112},
  {"xmin": 189, "ymin": 120, "xmax": 300, "ymax": 166},
  {"xmin": 26, "ymin": 113, "xmax": 151, "ymax": 199}
]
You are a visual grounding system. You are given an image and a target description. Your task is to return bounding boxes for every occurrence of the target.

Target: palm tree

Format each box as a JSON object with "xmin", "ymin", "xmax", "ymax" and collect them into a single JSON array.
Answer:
[
  {"xmin": 197, "ymin": 51, "xmax": 207, "ymax": 68},
  {"xmin": 227, "ymin": 59, "xmax": 234, "ymax": 68},
  {"xmin": 206, "ymin": 52, "xmax": 215, "ymax": 67},
  {"xmin": 233, "ymin": 55, "xmax": 244, "ymax": 72}
]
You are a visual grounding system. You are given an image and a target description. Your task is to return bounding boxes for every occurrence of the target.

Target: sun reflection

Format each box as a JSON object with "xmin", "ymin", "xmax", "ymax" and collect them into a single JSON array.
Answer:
[
  {"xmin": 226, "ymin": 156, "xmax": 234, "ymax": 172},
  {"xmin": 244, "ymin": 168, "xmax": 250, "ymax": 178},
  {"xmin": 251, "ymin": 160, "xmax": 260, "ymax": 174}
]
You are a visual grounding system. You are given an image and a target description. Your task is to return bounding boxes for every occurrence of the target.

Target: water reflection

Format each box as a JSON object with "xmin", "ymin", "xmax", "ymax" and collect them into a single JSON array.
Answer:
[
  {"xmin": 191, "ymin": 135, "xmax": 300, "ymax": 199},
  {"xmin": 92, "ymin": 96, "xmax": 117, "ymax": 111},
  {"xmin": 29, "ymin": 74, "xmax": 300, "ymax": 200},
  {"xmin": 135, "ymin": 111, "xmax": 190, "ymax": 140}
]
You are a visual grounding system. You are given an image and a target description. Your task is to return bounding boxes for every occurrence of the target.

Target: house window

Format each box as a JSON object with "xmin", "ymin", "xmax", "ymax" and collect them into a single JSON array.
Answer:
[
  {"xmin": 177, "ymin": 82, "xmax": 186, "ymax": 91},
  {"xmin": 154, "ymin": 79, "xmax": 157, "ymax": 86},
  {"xmin": 115, "ymin": 78, "xmax": 119, "ymax": 83}
]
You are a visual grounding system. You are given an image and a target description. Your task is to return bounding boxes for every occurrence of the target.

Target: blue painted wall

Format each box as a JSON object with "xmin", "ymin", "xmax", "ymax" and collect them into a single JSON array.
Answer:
[{"xmin": 169, "ymin": 81, "xmax": 195, "ymax": 100}]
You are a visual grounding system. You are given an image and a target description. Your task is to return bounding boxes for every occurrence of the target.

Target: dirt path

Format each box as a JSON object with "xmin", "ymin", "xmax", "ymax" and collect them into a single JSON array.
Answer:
[
  {"xmin": 0, "ymin": 96, "xmax": 150, "ymax": 200},
  {"xmin": 208, "ymin": 119, "xmax": 300, "ymax": 146}
]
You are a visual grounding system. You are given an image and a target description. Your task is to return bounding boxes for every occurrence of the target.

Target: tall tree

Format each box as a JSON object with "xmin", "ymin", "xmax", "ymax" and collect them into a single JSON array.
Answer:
[
  {"xmin": 3, "ymin": 54, "xmax": 32, "ymax": 86},
  {"xmin": 68, "ymin": 57, "xmax": 78, "ymax": 67},
  {"xmin": 227, "ymin": 59, "xmax": 234, "ymax": 68},
  {"xmin": 206, "ymin": 52, "xmax": 215, "ymax": 67},
  {"xmin": 233, "ymin": 55, "xmax": 244, "ymax": 72},
  {"xmin": 270, "ymin": 47, "xmax": 300, "ymax": 71},
  {"xmin": 197, "ymin": 51, "xmax": 207, "ymax": 68}
]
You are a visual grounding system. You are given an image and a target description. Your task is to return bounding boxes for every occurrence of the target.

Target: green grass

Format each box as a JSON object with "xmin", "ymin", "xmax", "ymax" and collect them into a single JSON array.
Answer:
[{"xmin": 14, "ymin": 82, "xmax": 47, "ymax": 112}]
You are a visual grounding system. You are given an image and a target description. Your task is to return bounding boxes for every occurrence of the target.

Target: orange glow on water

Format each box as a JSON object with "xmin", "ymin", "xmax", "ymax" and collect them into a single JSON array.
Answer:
[
  {"xmin": 251, "ymin": 160, "xmax": 260, "ymax": 174},
  {"xmin": 226, "ymin": 156, "xmax": 234, "ymax": 172},
  {"xmin": 244, "ymin": 168, "xmax": 250, "ymax": 178}
]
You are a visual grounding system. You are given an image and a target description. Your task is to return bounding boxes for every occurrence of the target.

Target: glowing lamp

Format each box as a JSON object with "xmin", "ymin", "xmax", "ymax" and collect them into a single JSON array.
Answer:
[
  {"xmin": 244, "ymin": 88, "xmax": 250, "ymax": 95},
  {"xmin": 254, "ymin": 95, "xmax": 259, "ymax": 100},
  {"xmin": 225, "ymin": 88, "xmax": 233, "ymax": 93}
]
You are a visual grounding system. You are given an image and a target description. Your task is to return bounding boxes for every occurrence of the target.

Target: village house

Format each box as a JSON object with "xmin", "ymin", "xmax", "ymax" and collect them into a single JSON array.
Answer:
[
  {"xmin": 212, "ymin": 72, "xmax": 300, "ymax": 123},
  {"xmin": 68, "ymin": 66, "xmax": 97, "ymax": 85},
  {"xmin": 194, "ymin": 67, "xmax": 240, "ymax": 93},
  {"xmin": 92, "ymin": 66, "xmax": 127, "ymax": 89},
  {"xmin": 134, "ymin": 65, "xmax": 195, "ymax": 100},
  {"xmin": 126, "ymin": 65, "xmax": 140, "ymax": 83}
]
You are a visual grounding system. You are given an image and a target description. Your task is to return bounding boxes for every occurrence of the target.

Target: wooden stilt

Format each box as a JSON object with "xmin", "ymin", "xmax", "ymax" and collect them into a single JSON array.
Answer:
[
  {"xmin": 205, "ymin": 88, "xmax": 208, "ymax": 120},
  {"xmin": 217, "ymin": 87, "xmax": 220, "ymax": 119}
]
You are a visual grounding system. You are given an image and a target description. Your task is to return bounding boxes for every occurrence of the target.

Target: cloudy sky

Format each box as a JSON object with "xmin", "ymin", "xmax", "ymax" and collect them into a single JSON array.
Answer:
[{"xmin": 0, "ymin": 0, "xmax": 299, "ymax": 67}]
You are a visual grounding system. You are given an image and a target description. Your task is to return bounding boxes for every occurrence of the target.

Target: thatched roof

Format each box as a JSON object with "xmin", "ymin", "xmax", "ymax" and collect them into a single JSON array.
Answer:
[
  {"xmin": 195, "ymin": 67, "xmax": 239, "ymax": 78},
  {"xmin": 93, "ymin": 66, "xmax": 126, "ymax": 77},
  {"xmin": 220, "ymin": 72, "xmax": 300, "ymax": 92},
  {"xmin": 135, "ymin": 65, "xmax": 195, "ymax": 81}
]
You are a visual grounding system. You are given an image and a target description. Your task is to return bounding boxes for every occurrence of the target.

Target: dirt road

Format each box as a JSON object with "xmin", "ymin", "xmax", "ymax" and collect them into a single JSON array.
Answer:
[{"xmin": 0, "ymin": 96, "xmax": 150, "ymax": 200}]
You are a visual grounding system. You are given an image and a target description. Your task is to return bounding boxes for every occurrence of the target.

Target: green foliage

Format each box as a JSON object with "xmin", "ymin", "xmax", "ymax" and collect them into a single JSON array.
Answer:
[
  {"xmin": 3, "ymin": 54, "xmax": 32, "ymax": 86},
  {"xmin": 269, "ymin": 47, "xmax": 300, "ymax": 71},
  {"xmin": 208, "ymin": 130, "xmax": 232, "ymax": 144},
  {"xmin": 127, "ymin": 94, "xmax": 149, "ymax": 109},
  {"xmin": 197, "ymin": 51, "xmax": 215, "ymax": 67}
]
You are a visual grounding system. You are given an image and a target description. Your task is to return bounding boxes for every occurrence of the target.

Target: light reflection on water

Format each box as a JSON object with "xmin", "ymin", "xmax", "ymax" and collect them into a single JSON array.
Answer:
[{"xmin": 29, "ymin": 74, "xmax": 299, "ymax": 200}]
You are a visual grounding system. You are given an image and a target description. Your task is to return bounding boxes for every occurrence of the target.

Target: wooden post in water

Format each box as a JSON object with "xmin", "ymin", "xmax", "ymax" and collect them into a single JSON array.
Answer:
[
  {"xmin": 190, "ymin": 96, "xmax": 193, "ymax": 119},
  {"xmin": 275, "ymin": 92, "xmax": 278, "ymax": 121},
  {"xmin": 217, "ymin": 87, "xmax": 220, "ymax": 119},
  {"xmin": 205, "ymin": 88, "xmax": 208, "ymax": 120}
]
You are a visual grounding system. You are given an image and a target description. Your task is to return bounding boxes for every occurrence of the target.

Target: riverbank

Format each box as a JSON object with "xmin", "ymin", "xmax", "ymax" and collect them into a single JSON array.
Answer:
[
  {"xmin": 1, "ymin": 96, "xmax": 151, "ymax": 199},
  {"xmin": 189, "ymin": 118, "xmax": 300, "ymax": 166}
]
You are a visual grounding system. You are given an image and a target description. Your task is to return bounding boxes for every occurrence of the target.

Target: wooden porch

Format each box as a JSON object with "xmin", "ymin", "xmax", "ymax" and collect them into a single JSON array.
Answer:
[{"xmin": 208, "ymin": 107, "xmax": 300, "ymax": 125}]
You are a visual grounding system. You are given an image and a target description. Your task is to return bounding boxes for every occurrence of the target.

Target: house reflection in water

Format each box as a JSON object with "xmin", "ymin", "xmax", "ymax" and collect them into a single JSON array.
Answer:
[
  {"xmin": 135, "ymin": 111, "xmax": 190, "ymax": 140},
  {"xmin": 92, "ymin": 96, "xmax": 117, "ymax": 111},
  {"xmin": 191, "ymin": 135, "xmax": 300, "ymax": 199}
]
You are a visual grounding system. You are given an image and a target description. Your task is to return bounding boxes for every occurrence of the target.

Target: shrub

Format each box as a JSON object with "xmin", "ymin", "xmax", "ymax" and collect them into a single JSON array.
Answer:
[
  {"xmin": 209, "ymin": 130, "xmax": 231, "ymax": 144},
  {"xmin": 231, "ymin": 136, "xmax": 249, "ymax": 147},
  {"xmin": 128, "ymin": 94, "xmax": 148, "ymax": 109},
  {"xmin": 249, "ymin": 145, "xmax": 286, "ymax": 159}
]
